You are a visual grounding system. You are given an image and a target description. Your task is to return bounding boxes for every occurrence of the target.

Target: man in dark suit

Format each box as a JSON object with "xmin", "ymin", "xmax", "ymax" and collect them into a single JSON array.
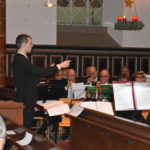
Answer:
[
  {"xmin": 12, "ymin": 34, "xmax": 71, "ymax": 129},
  {"xmin": 83, "ymin": 66, "xmax": 99, "ymax": 86},
  {"xmin": 48, "ymin": 70, "xmax": 68, "ymax": 100},
  {"xmin": 49, "ymin": 68, "xmax": 79, "ymax": 100},
  {"xmin": 97, "ymin": 69, "xmax": 111, "ymax": 85}
]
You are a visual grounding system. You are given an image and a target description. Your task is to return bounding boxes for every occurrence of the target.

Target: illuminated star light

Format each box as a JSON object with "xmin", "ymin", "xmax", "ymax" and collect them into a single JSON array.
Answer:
[{"xmin": 125, "ymin": 0, "xmax": 133, "ymax": 7}]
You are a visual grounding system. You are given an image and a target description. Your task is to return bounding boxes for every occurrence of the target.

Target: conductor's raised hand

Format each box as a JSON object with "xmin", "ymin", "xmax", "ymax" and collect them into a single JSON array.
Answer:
[{"xmin": 58, "ymin": 60, "xmax": 71, "ymax": 69}]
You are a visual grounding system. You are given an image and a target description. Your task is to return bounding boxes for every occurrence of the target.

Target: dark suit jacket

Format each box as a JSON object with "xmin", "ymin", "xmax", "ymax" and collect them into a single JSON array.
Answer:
[
  {"xmin": 12, "ymin": 53, "xmax": 59, "ymax": 106},
  {"xmin": 48, "ymin": 79, "xmax": 68, "ymax": 100},
  {"xmin": 48, "ymin": 78, "xmax": 82, "ymax": 99},
  {"xmin": 145, "ymin": 112, "xmax": 150, "ymax": 125}
]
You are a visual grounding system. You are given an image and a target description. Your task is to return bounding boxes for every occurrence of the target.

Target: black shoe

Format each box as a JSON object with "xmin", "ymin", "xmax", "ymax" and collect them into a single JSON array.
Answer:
[
  {"xmin": 61, "ymin": 133, "xmax": 69, "ymax": 140},
  {"xmin": 61, "ymin": 129, "xmax": 70, "ymax": 140}
]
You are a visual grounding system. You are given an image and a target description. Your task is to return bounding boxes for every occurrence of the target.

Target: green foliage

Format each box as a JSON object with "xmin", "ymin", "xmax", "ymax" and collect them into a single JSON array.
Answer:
[{"xmin": 115, "ymin": 21, "xmax": 144, "ymax": 30}]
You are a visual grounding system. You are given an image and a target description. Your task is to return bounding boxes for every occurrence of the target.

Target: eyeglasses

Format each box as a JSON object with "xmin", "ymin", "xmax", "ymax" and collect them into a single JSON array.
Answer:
[
  {"xmin": 100, "ymin": 76, "xmax": 109, "ymax": 78},
  {"xmin": 68, "ymin": 75, "xmax": 76, "ymax": 77},
  {"xmin": 135, "ymin": 77, "xmax": 145, "ymax": 79}
]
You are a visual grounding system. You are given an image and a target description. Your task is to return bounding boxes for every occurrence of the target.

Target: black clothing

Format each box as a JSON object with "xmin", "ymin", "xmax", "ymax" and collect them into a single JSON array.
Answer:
[
  {"xmin": 12, "ymin": 53, "xmax": 59, "ymax": 128},
  {"xmin": 145, "ymin": 112, "xmax": 150, "ymax": 125},
  {"xmin": 47, "ymin": 79, "xmax": 68, "ymax": 100},
  {"xmin": 48, "ymin": 78, "xmax": 81, "ymax": 100},
  {"xmin": 80, "ymin": 76, "xmax": 89, "ymax": 84},
  {"xmin": 116, "ymin": 110, "xmax": 144, "ymax": 122}
]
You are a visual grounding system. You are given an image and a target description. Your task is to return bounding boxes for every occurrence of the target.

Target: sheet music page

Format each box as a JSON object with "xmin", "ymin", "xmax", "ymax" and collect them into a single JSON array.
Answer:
[
  {"xmin": 72, "ymin": 83, "xmax": 85, "ymax": 98},
  {"xmin": 73, "ymin": 91, "xmax": 86, "ymax": 99},
  {"xmin": 40, "ymin": 101, "xmax": 64, "ymax": 109},
  {"xmin": 96, "ymin": 102, "xmax": 114, "ymax": 116},
  {"xmin": 80, "ymin": 102, "xmax": 98, "ymax": 111},
  {"xmin": 39, "ymin": 101, "xmax": 70, "ymax": 116},
  {"xmin": 113, "ymin": 83, "xmax": 134, "ymax": 111},
  {"xmin": 36, "ymin": 100, "xmax": 43, "ymax": 105},
  {"xmin": 6, "ymin": 130, "xmax": 16, "ymax": 135},
  {"xmin": 72, "ymin": 83, "xmax": 85, "ymax": 90},
  {"xmin": 133, "ymin": 82, "xmax": 150, "ymax": 110},
  {"xmin": 16, "ymin": 132, "xmax": 33, "ymax": 146},
  {"xmin": 67, "ymin": 102, "xmax": 84, "ymax": 117},
  {"xmin": 46, "ymin": 103, "xmax": 70, "ymax": 116}
]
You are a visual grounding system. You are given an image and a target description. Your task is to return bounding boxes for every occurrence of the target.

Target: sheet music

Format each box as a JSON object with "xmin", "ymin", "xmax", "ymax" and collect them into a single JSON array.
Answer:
[
  {"xmin": 80, "ymin": 102, "xmax": 98, "ymax": 111},
  {"xmin": 16, "ymin": 132, "xmax": 33, "ymax": 146},
  {"xmin": 40, "ymin": 101, "xmax": 70, "ymax": 116},
  {"xmin": 80, "ymin": 102, "xmax": 114, "ymax": 115},
  {"xmin": 6, "ymin": 130, "xmax": 16, "ymax": 135},
  {"xmin": 72, "ymin": 83, "xmax": 85, "ymax": 98},
  {"xmin": 97, "ymin": 102, "xmax": 114, "ymax": 116},
  {"xmin": 46, "ymin": 103, "xmax": 70, "ymax": 116},
  {"xmin": 113, "ymin": 83, "xmax": 134, "ymax": 111},
  {"xmin": 40, "ymin": 101, "xmax": 64, "ymax": 109},
  {"xmin": 133, "ymin": 82, "xmax": 150, "ymax": 110},
  {"xmin": 72, "ymin": 83, "xmax": 85, "ymax": 90},
  {"xmin": 67, "ymin": 103, "xmax": 84, "ymax": 117},
  {"xmin": 36, "ymin": 100, "xmax": 43, "ymax": 105}
]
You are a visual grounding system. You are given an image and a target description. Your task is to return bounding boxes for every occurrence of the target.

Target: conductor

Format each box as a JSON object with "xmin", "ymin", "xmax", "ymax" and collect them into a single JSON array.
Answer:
[{"xmin": 12, "ymin": 34, "xmax": 71, "ymax": 129}]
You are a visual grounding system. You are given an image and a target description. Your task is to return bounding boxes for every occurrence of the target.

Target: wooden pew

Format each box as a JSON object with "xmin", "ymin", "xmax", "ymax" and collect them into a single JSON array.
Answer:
[
  {"xmin": 68, "ymin": 108, "xmax": 150, "ymax": 150},
  {"xmin": 3, "ymin": 117, "xmax": 64, "ymax": 150},
  {"xmin": 0, "ymin": 101, "xmax": 24, "ymax": 125},
  {"xmin": 0, "ymin": 88, "xmax": 15, "ymax": 100}
]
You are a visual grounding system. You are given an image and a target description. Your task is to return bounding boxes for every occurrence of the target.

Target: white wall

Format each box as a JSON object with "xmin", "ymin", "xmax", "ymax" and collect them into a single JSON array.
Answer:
[
  {"xmin": 6, "ymin": 0, "xmax": 57, "ymax": 45},
  {"xmin": 103, "ymin": 0, "xmax": 150, "ymax": 48}
]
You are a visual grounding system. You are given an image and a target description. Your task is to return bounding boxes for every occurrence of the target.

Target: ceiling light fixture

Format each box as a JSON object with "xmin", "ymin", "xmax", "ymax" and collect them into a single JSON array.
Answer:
[{"xmin": 44, "ymin": 0, "xmax": 57, "ymax": 7}]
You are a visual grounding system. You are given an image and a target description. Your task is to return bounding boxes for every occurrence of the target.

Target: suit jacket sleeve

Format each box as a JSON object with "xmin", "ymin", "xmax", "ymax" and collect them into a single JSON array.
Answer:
[{"xmin": 21, "ymin": 58, "xmax": 59, "ymax": 77}]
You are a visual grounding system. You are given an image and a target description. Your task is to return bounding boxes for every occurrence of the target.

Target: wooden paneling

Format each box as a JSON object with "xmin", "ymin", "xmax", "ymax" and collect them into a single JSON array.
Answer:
[
  {"xmin": 0, "ymin": 101, "xmax": 24, "ymax": 125},
  {"xmin": 6, "ymin": 46, "xmax": 150, "ymax": 80},
  {"xmin": 69, "ymin": 109, "xmax": 150, "ymax": 150}
]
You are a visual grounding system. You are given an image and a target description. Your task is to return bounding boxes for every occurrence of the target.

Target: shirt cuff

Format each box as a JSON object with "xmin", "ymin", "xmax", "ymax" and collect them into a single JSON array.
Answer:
[
  {"xmin": 56, "ymin": 65, "xmax": 60, "ymax": 70},
  {"xmin": 65, "ymin": 86, "xmax": 68, "ymax": 91}
]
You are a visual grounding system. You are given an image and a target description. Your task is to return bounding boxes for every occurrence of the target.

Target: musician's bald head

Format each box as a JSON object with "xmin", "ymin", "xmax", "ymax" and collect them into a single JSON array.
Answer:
[{"xmin": 100, "ymin": 69, "xmax": 110, "ymax": 84}]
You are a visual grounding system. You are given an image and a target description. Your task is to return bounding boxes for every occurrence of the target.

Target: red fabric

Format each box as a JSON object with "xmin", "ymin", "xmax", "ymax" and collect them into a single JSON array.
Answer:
[{"xmin": 58, "ymin": 141, "xmax": 70, "ymax": 150}]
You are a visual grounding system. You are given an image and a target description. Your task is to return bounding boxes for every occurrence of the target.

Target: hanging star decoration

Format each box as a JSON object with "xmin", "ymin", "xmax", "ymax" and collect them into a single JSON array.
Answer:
[
  {"xmin": 115, "ymin": 0, "xmax": 144, "ymax": 30},
  {"xmin": 125, "ymin": 0, "xmax": 133, "ymax": 7}
]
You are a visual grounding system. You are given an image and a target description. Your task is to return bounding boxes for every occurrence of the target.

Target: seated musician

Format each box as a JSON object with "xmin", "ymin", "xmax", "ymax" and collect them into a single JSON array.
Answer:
[
  {"xmin": 60, "ymin": 69, "xmax": 79, "ymax": 140},
  {"xmin": 96, "ymin": 69, "xmax": 112, "ymax": 102},
  {"xmin": 48, "ymin": 68, "xmax": 79, "ymax": 99},
  {"xmin": 134, "ymin": 71, "xmax": 146, "ymax": 82},
  {"xmin": 48, "ymin": 70, "xmax": 68, "ymax": 100},
  {"xmin": 83, "ymin": 66, "xmax": 99, "ymax": 86},
  {"xmin": 118, "ymin": 66, "xmax": 132, "ymax": 81},
  {"xmin": 64, "ymin": 68, "xmax": 80, "ymax": 98},
  {"xmin": 97, "ymin": 69, "xmax": 111, "ymax": 85},
  {"xmin": 80, "ymin": 66, "xmax": 90, "ymax": 83},
  {"xmin": 37, "ymin": 69, "xmax": 79, "ymax": 140},
  {"xmin": 35, "ymin": 70, "xmax": 67, "ymax": 136},
  {"xmin": 61, "ymin": 68, "xmax": 68, "ymax": 79}
]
